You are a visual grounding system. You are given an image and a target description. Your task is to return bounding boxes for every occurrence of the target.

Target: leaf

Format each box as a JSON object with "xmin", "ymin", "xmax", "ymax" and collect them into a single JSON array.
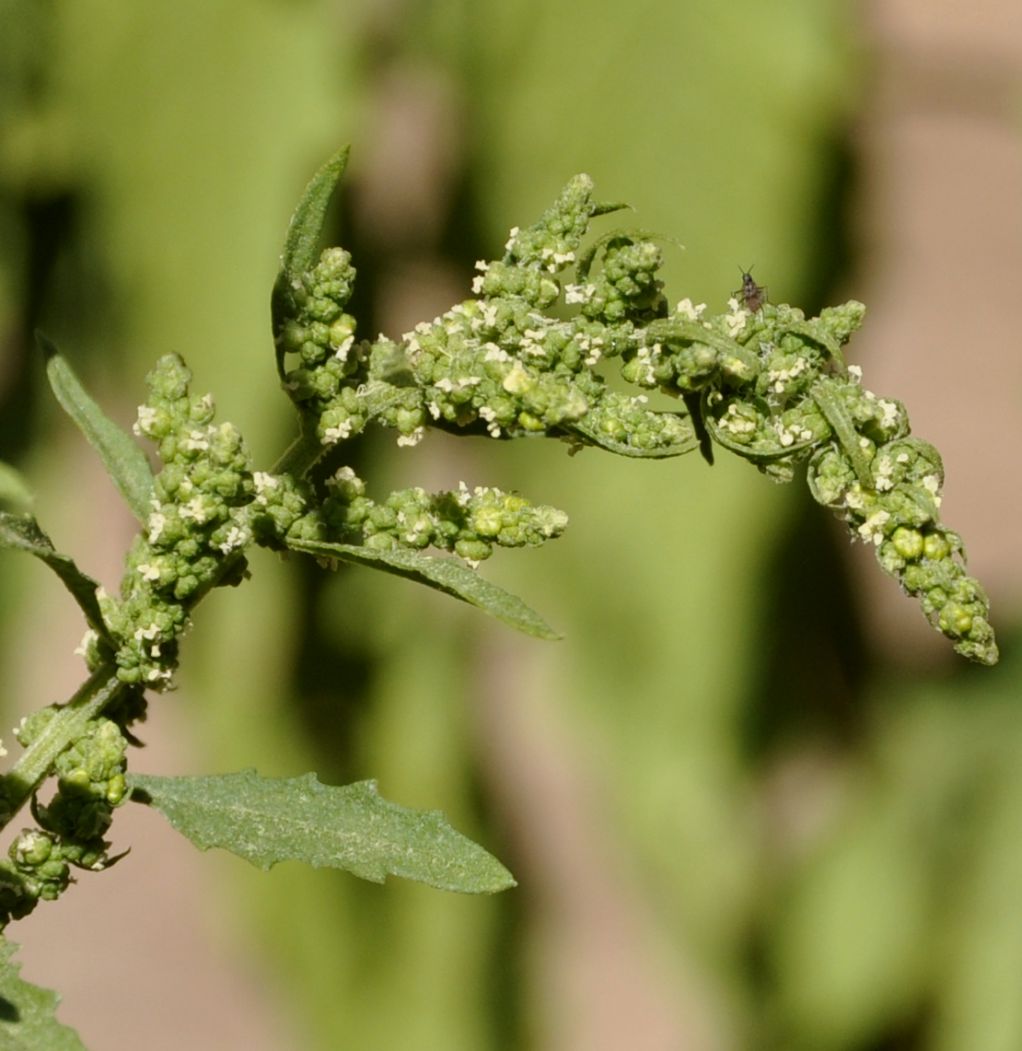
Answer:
[
  {"xmin": 279, "ymin": 145, "xmax": 351, "ymax": 280},
  {"xmin": 271, "ymin": 145, "xmax": 351, "ymax": 381},
  {"xmin": 38, "ymin": 334, "xmax": 155, "ymax": 523},
  {"xmin": 127, "ymin": 771, "xmax": 516, "ymax": 895},
  {"xmin": 0, "ymin": 512, "xmax": 110, "ymax": 642},
  {"xmin": 0, "ymin": 462, "xmax": 33, "ymax": 510},
  {"xmin": 286, "ymin": 538, "xmax": 561, "ymax": 640},
  {"xmin": 0, "ymin": 938, "xmax": 90, "ymax": 1051},
  {"xmin": 566, "ymin": 416, "xmax": 699, "ymax": 458}
]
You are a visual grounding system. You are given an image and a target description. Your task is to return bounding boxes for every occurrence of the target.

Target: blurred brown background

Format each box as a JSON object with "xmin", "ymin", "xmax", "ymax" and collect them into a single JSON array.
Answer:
[{"xmin": 1, "ymin": 1, "xmax": 1020, "ymax": 1049}]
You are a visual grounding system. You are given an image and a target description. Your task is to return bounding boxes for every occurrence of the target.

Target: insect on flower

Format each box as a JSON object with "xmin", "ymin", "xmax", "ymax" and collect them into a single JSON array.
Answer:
[{"xmin": 734, "ymin": 267, "xmax": 767, "ymax": 312}]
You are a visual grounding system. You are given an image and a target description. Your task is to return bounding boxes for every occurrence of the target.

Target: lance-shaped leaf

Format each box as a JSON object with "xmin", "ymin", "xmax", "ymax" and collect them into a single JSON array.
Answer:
[
  {"xmin": 271, "ymin": 145, "xmax": 351, "ymax": 380},
  {"xmin": 286, "ymin": 537, "xmax": 561, "ymax": 640},
  {"xmin": 0, "ymin": 938, "xmax": 89, "ymax": 1051},
  {"xmin": 127, "ymin": 771, "xmax": 515, "ymax": 895},
  {"xmin": 0, "ymin": 512, "xmax": 110, "ymax": 643},
  {"xmin": 279, "ymin": 145, "xmax": 350, "ymax": 280},
  {"xmin": 0, "ymin": 461, "xmax": 33, "ymax": 510},
  {"xmin": 38, "ymin": 334, "xmax": 154, "ymax": 523}
]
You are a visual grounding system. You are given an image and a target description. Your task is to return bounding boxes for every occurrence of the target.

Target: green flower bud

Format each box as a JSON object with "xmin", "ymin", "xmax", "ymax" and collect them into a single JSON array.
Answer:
[{"xmin": 891, "ymin": 526, "xmax": 924, "ymax": 561}]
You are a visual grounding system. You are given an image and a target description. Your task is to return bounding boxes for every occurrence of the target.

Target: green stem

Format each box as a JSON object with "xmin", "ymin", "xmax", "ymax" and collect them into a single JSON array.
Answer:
[
  {"xmin": 271, "ymin": 416, "xmax": 325, "ymax": 477},
  {"xmin": 0, "ymin": 666, "xmax": 124, "ymax": 832}
]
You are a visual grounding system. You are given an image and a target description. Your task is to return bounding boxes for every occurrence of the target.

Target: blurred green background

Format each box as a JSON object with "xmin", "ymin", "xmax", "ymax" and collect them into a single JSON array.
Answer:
[{"xmin": 2, "ymin": 2, "xmax": 1020, "ymax": 1049}]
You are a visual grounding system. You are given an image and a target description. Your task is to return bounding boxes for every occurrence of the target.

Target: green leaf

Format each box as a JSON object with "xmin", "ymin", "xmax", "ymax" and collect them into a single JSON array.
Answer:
[
  {"xmin": 566, "ymin": 416, "xmax": 699, "ymax": 458},
  {"xmin": 127, "ymin": 771, "xmax": 516, "ymax": 895},
  {"xmin": 271, "ymin": 145, "xmax": 350, "ymax": 381},
  {"xmin": 0, "ymin": 938, "xmax": 89, "ymax": 1051},
  {"xmin": 0, "ymin": 462, "xmax": 33, "ymax": 510},
  {"xmin": 38, "ymin": 334, "xmax": 155, "ymax": 523},
  {"xmin": 286, "ymin": 538, "xmax": 561, "ymax": 640},
  {"xmin": 279, "ymin": 144, "xmax": 351, "ymax": 280},
  {"xmin": 0, "ymin": 512, "xmax": 110, "ymax": 642}
]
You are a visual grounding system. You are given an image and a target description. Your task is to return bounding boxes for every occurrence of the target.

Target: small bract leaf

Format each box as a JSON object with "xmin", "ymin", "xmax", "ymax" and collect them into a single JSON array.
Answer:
[
  {"xmin": 0, "ymin": 511, "xmax": 110, "ymax": 642},
  {"xmin": 0, "ymin": 461, "xmax": 33, "ymax": 510},
  {"xmin": 0, "ymin": 938, "xmax": 89, "ymax": 1051},
  {"xmin": 285, "ymin": 538, "xmax": 561, "ymax": 640},
  {"xmin": 127, "ymin": 771, "xmax": 516, "ymax": 895},
  {"xmin": 271, "ymin": 146, "xmax": 351, "ymax": 382},
  {"xmin": 279, "ymin": 145, "xmax": 351, "ymax": 280},
  {"xmin": 38, "ymin": 334, "xmax": 155, "ymax": 523}
]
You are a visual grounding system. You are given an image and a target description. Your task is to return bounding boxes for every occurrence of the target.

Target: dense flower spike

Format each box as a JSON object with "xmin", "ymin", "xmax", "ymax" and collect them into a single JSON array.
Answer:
[
  {"xmin": 86, "ymin": 354, "xmax": 259, "ymax": 689},
  {"xmin": 272, "ymin": 172, "xmax": 997, "ymax": 663},
  {"xmin": 286, "ymin": 468, "xmax": 570, "ymax": 564}
]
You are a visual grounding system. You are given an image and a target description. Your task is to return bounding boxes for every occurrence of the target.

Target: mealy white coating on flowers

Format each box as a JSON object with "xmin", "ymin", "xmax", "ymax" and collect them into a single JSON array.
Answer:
[
  {"xmin": 564, "ymin": 283, "xmax": 594, "ymax": 305},
  {"xmin": 253, "ymin": 471, "xmax": 279, "ymax": 495},
  {"xmin": 215, "ymin": 525, "xmax": 249, "ymax": 553},
  {"xmin": 724, "ymin": 298, "xmax": 749, "ymax": 337},
  {"xmin": 322, "ymin": 420, "xmax": 354, "ymax": 444},
  {"xmin": 922, "ymin": 474, "xmax": 942, "ymax": 506},
  {"xmin": 675, "ymin": 298, "xmax": 706, "ymax": 320},
  {"xmin": 333, "ymin": 336, "xmax": 355, "ymax": 361},
  {"xmin": 874, "ymin": 455, "xmax": 896, "ymax": 491},
  {"xmin": 147, "ymin": 509, "xmax": 167, "ymax": 543},
  {"xmin": 74, "ymin": 629, "xmax": 98, "ymax": 657},
  {"xmin": 857, "ymin": 509, "xmax": 891, "ymax": 545},
  {"xmin": 396, "ymin": 426, "xmax": 425, "ymax": 447},
  {"xmin": 182, "ymin": 430, "xmax": 210, "ymax": 452},
  {"xmin": 180, "ymin": 496, "xmax": 211, "ymax": 523},
  {"xmin": 766, "ymin": 356, "xmax": 810, "ymax": 393},
  {"xmin": 133, "ymin": 405, "xmax": 158, "ymax": 436}
]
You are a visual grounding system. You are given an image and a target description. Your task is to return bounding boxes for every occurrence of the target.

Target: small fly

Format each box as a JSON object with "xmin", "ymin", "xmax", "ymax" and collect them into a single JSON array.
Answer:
[{"xmin": 733, "ymin": 267, "xmax": 767, "ymax": 312}]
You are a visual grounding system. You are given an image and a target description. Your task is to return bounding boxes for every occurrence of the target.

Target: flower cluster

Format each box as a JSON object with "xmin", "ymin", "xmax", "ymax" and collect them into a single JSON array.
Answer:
[
  {"xmin": 276, "ymin": 175, "xmax": 697, "ymax": 458},
  {"xmin": 82, "ymin": 355, "xmax": 256, "ymax": 688},
  {"xmin": 271, "ymin": 168, "xmax": 997, "ymax": 661},
  {"xmin": 283, "ymin": 467, "xmax": 568, "ymax": 564},
  {"xmin": 0, "ymin": 711, "xmax": 128, "ymax": 923},
  {"xmin": 810, "ymin": 428, "xmax": 997, "ymax": 665}
]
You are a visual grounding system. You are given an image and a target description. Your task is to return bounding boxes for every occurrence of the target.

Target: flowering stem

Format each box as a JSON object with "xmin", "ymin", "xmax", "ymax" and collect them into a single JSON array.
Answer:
[{"xmin": 0, "ymin": 667, "xmax": 124, "ymax": 833}]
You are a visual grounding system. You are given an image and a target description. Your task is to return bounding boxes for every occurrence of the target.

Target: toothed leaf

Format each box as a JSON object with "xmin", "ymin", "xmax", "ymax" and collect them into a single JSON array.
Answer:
[{"xmin": 128, "ymin": 771, "xmax": 515, "ymax": 895}]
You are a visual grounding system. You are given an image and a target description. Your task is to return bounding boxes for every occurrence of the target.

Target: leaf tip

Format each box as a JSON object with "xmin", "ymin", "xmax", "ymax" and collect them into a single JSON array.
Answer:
[{"xmin": 34, "ymin": 330, "xmax": 58, "ymax": 362}]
